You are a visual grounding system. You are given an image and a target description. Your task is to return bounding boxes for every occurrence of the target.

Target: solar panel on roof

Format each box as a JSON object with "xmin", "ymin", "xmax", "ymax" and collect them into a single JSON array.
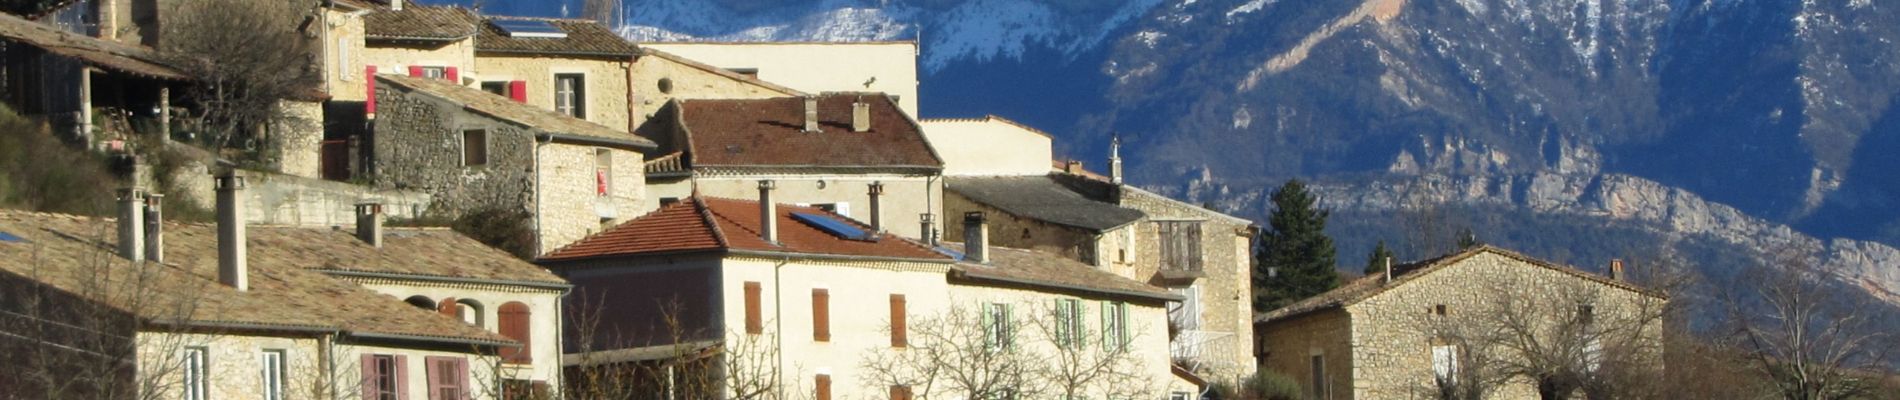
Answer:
[
  {"xmin": 492, "ymin": 20, "xmax": 567, "ymax": 38},
  {"xmin": 791, "ymin": 212, "xmax": 876, "ymax": 242},
  {"xmin": 0, "ymin": 231, "xmax": 26, "ymax": 243}
]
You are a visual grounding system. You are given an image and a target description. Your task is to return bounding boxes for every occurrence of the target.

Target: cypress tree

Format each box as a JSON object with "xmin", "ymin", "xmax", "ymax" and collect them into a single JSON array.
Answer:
[
  {"xmin": 1365, "ymin": 240, "xmax": 1395, "ymax": 276},
  {"xmin": 1253, "ymin": 179, "xmax": 1340, "ymax": 313}
]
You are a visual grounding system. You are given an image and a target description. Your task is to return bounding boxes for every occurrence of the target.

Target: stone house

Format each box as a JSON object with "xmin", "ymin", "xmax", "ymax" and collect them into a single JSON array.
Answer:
[
  {"xmin": 625, "ymin": 48, "xmax": 806, "ymax": 128},
  {"xmin": 1254, "ymin": 246, "xmax": 1667, "ymax": 400},
  {"xmin": 0, "ymin": 184, "xmax": 540, "ymax": 399},
  {"xmin": 472, "ymin": 16, "xmax": 640, "ymax": 133},
  {"xmin": 929, "ymin": 118, "xmax": 1260, "ymax": 384},
  {"xmin": 638, "ymin": 41, "xmax": 921, "ymax": 116},
  {"xmin": 0, "ymin": 11, "xmax": 185, "ymax": 148},
  {"xmin": 539, "ymin": 192, "xmax": 1196, "ymax": 399},
  {"xmin": 636, "ymin": 93, "xmax": 945, "ymax": 239},
  {"xmin": 370, "ymin": 73, "xmax": 656, "ymax": 256}
]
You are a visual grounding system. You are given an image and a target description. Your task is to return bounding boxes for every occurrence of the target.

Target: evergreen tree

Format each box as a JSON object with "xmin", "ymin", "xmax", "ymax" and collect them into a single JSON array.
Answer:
[
  {"xmin": 1365, "ymin": 240, "xmax": 1395, "ymax": 276},
  {"xmin": 1457, "ymin": 227, "xmax": 1482, "ymax": 250},
  {"xmin": 1253, "ymin": 179, "xmax": 1340, "ymax": 313}
]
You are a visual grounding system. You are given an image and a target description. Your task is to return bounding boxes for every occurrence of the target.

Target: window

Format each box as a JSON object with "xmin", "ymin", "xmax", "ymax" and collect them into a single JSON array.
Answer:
[
  {"xmin": 1157, "ymin": 221, "xmax": 1203, "ymax": 271},
  {"xmin": 420, "ymin": 66, "xmax": 447, "ymax": 79},
  {"xmin": 426, "ymin": 356, "xmax": 470, "ymax": 400},
  {"xmin": 1053, "ymin": 299, "xmax": 1084, "ymax": 348},
  {"xmin": 1432, "ymin": 344, "xmax": 1459, "ymax": 384},
  {"xmin": 1171, "ymin": 393, "xmax": 1191, "ymax": 400},
  {"xmin": 554, "ymin": 73, "xmax": 586, "ymax": 119},
  {"xmin": 812, "ymin": 288, "xmax": 831, "ymax": 342},
  {"xmin": 482, "ymin": 81, "xmax": 510, "ymax": 97},
  {"xmin": 182, "ymin": 347, "xmax": 208, "ymax": 400},
  {"xmin": 890, "ymin": 385, "xmax": 914, "ymax": 400},
  {"xmin": 815, "ymin": 374, "xmax": 832, "ymax": 400},
  {"xmin": 890, "ymin": 294, "xmax": 907, "ymax": 347},
  {"xmin": 1102, "ymin": 301, "xmax": 1127, "ymax": 350},
  {"xmin": 1310, "ymin": 354, "xmax": 1327, "ymax": 400},
  {"xmin": 1169, "ymin": 285, "xmax": 1202, "ymax": 330},
  {"xmin": 1433, "ymin": 304, "xmax": 1448, "ymax": 316},
  {"xmin": 984, "ymin": 302, "xmax": 1012, "ymax": 350},
  {"xmin": 499, "ymin": 302, "xmax": 532, "ymax": 364},
  {"xmin": 457, "ymin": 299, "xmax": 484, "ymax": 327},
  {"xmin": 361, "ymin": 354, "xmax": 404, "ymax": 400},
  {"xmin": 813, "ymin": 202, "xmax": 851, "ymax": 218},
  {"xmin": 338, "ymin": 37, "xmax": 353, "ymax": 81},
  {"xmin": 261, "ymin": 350, "xmax": 286, "ymax": 400},
  {"xmin": 461, "ymin": 129, "xmax": 487, "ymax": 167},
  {"xmin": 595, "ymin": 149, "xmax": 612, "ymax": 197},
  {"xmin": 744, "ymin": 282, "xmax": 764, "ymax": 335}
]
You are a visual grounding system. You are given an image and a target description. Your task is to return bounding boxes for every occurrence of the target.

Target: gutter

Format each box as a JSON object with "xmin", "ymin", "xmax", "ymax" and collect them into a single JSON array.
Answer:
[
  {"xmin": 351, "ymin": 331, "xmax": 519, "ymax": 348},
  {"xmin": 477, "ymin": 49, "xmax": 641, "ymax": 59},
  {"xmin": 728, "ymin": 249, "xmax": 955, "ymax": 265},
  {"xmin": 950, "ymin": 269, "xmax": 1184, "ymax": 303},
  {"xmin": 536, "ymin": 132, "xmax": 656, "ymax": 152},
  {"xmin": 147, "ymin": 319, "xmax": 339, "ymax": 335},
  {"xmin": 315, "ymin": 269, "xmax": 572, "ymax": 290}
]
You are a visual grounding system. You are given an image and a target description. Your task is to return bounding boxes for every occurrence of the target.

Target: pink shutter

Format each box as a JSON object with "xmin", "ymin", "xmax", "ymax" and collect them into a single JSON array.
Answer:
[
  {"xmin": 454, "ymin": 358, "xmax": 471, "ymax": 400},
  {"xmin": 508, "ymin": 81, "xmax": 528, "ymax": 103},
  {"xmin": 361, "ymin": 355, "xmax": 379, "ymax": 399},
  {"xmin": 365, "ymin": 66, "xmax": 378, "ymax": 114},
  {"xmin": 394, "ymin": 355, "xmax": 410, "ymax": 400},
  {"xmin": 445, "ymin": 67, "xmax": 459, "ymax": 82},
  {"xmin": 424, "ymin": 357, "xmax": 441, "ymax": 400},
  {"xmin": 408, "ymin": 66, "xmax": 425, "ymax": 77}
]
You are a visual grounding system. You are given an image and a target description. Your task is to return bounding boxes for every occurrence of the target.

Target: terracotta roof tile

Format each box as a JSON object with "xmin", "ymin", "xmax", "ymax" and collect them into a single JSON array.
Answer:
[
  {"xmin": 671, "ymin": 95, "xmax": 942, "ymax": 169},
  {"xmin": 943, "ymin": 242, "xmax": 1179, "ymax": 302},
  {"xmin": 377, "ymin": 74, "xmax": 655, "ymax": 149},
  {"xmin": 540, "ymin": 196, "xmax": 950, "ymax": 262},
  {"xmin": 0, "ymin": 12, "xmax": 185, "ymax": 80},
  {"xmin": 476, "ymin": 16, "xmax": 639, "ymax": 57},
  {"xmin": 365, "ymin": 5, "xmax": 479, "ymax": 41}
]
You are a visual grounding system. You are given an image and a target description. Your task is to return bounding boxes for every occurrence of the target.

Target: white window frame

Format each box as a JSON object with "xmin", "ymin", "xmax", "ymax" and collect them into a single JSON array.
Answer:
[
  {"xmin": 261, "ymin": 349, "xmax": 287, "ymax": 400},
  {"xmin": 1102, "ymin": 301, "xmax": 1128, "ymax": 351},
  {"xmin": 460, "ymin": 129, "xmax": 487, "ymax": 167},
  {"xmin": 984, "ymin": 302, "xmax": 1011, "ymax": 351},
  {"xmin": 1053, "ymin": 299, "xmax": 1085, "ymax": 348},
  {"xmin": 1432, "ymin": 344, "xmax": 1459, "ymax": 384},
  {"xmin": 554, "ymin": 73, "xmax": 586, "ymax": 119},
  {"xmin": 1169, "ymin": 285, "xmax": 1202, "ymax": 331},
  {"xmin": 183, "ymin": 347, "xmax": 208, "ymax": 400}
]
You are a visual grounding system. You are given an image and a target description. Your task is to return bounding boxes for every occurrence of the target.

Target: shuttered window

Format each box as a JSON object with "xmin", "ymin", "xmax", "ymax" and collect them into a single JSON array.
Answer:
[
  {"xmin": 182, "ymin": 347, "xmax": 208, "ymax": 400},
  {"xmin": 595, "ymin": 149, "xmax": 612, "ymax": 197},
  {"xmin": 499, "ymin": 302, "xmax": 532, "ymax": 364},
  {"xmin": 425, "ymin": 356, "xmax": 470, "ymax": 400},
  {"xmin": 889, "ymin": 385, "xmax": 913, "ymax": 400},
  {"xmin": 361, "ymin": 354, "xmax": 407, "ymax": 400},
  {"xmin": 555, "ymin": 73, "xmax": 586, "ymax": 119},
  {"xmin": 812, "ymin": 289, "xmax": 830, "ymax": 342},
  {"xmin": 261, "ymin": 350, "xmax": 286, "ymax": 400},
  {"xmin": 1054, "ymin": 299, "xmax": 1084, "ymax": 348},
  {"xmin": 890, "ymin": 294, "xmax": 907, "ymax": 347},
  {"xmin": 815, "ymin": 374, "xmax": 833, "ymax": 400},
  {"xmin": 744, "ymin": 282, "xmax": 763, "ymax": 335},
  {"xmin": 1158, "ymin": 221, "xmax": 1204, "ymax": 271}
]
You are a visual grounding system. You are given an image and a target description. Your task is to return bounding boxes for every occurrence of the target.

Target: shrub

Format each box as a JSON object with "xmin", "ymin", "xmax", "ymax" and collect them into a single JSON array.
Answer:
[
  {"xmin": 0, "ymin": 105, "xmax": 122, "ymax": 215},
  {"xmin": 1240, "ymin": 370, "xmax": 1303, "ymax": 400}
]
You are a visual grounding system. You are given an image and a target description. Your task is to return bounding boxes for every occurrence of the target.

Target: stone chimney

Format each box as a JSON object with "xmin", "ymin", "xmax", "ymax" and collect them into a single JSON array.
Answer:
[
  {"xmin": 962, "ymin": 212, "xmax": 988, "ymax": 263},
  {"xmin": 1110, "ymin": 135, "xmax": 1124, "ymax": 184},
  {"xmin": 215, "ymin": 172, "xmax": 248, "ymax": 291},
  {"xmin": 802, "ymin": 97, "xmax": 820, "ymax": 133},
  {"xmin": 851, "ymin": 99, "xmax": 871, "ymax": 132},
  {"xmin": 1063, "ymin": 160, "xmax": 1085, "ymax": 175},
  {"xmin": 144, "ymin": 194, "xmax": 163, "ymax": 263},
  {"xmin": 117, "ymin": 188, "xmax": 144, "ymax": 262},
  {"xmin": 866, "ymin": 182, "xmax": 884, "ymax": 232},
  {"xmin": 920, "ymin": 213, "xmax": 938, "ymax": 245},
  {"xmin": 356, "ymin": 201, "xmax": 384, "ymax": 248},
  {"xmin": 1610, "ymin": 259, "xmax": 1625, "ymax": 281},
  {"xmin": 758, "ymin": 180, "xmax": 778, "ymax": 243}
]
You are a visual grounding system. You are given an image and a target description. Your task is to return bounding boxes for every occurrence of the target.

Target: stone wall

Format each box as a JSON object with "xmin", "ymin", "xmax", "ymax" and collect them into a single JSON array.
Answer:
[
  {"xmin": 273, "ymin": 100, "xmax": 325, "ymax": 179},
  {"xmin": 474, "ymin": 55, "xmax": 632, "ymax": 133},
  {"xmin": 942, "ymin": 190, "xmax": 1105, "ymax": 263},
  {"xmin": 533, "ymin": 143, "xmax": 645, "ymax": 255},
  {"xmin": 1255, "ymin": 309, "xmax": 1353, "ymax": 400},
  {"xmin": 638, "ymin": 42, "xmax": 921, "ymax": 116},
  {"xmin": 370, "ymin": 83, "xmax": 535, "ymax": 218},
  {"xmin": 321, "ymin": 8, "xmax": 369, "ymax": 102},
  {"xmin": 627, "ymin": 54, "xmax": 794, "ymax": 129},
  {"xmin": 1120, "ymin": 187, "xmax": 1258, "ymax": 383}
]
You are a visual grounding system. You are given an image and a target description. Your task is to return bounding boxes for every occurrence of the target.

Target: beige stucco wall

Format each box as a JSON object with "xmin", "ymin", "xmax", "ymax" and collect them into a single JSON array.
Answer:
[
  {"xmin": 474, "ymin": 55, "xmax": 633, "ymax": 132},
  {"xmin": 136, "ymin": 332, "xmax": 503, "ymax": 400},
  {"xmin": 944, "ymin": 284, "xmax": 1190, "ymax": 398},
  {"xmin": 692, "ymin": 174, "xmax": 940, "ymax": 240},
  {"xmin": 321, "ymin": 8, "xmax": 370, "ymax": 102},
  {"xmin": 347, "ymin": 279, "xmax": 569, "ymax": 388},
  {"xmin": 535, "ymin": 143, "xmax": 646, "ymax": 255},
  {"xmin": 627, "ymin": 54, "xmax": 794, "ymax": 129},
  {"xmin": 918, "ymin": 118, "xmax": 1055, "ymax": 177},
  {"xmin": 362, "ymin": 39, "xmax": 477, "ymax": 89},
  {"xmin": 638, "ymin": 42, "xmax": 921, "ymax": 115}
]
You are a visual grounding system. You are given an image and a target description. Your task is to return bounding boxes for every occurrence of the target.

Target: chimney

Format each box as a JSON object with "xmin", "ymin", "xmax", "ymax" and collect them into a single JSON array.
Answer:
[
  {"xmin": 215, "ymin": 171, "xmax": 248, "ymax": 291},
  {"xmin": 1610, "ymin": 259, "xmax": 1626, "ymax": 281},
  {"xmin": 1064, "ymin": 160, "xmax": 1085, "ymax": 175},
  {"xmin": 390, "ymin": 0, "xmax": 403, "ymax": 11},
  {"xmin": 1110, "ymin": 135, "xmax": 1124, "ymax": 184},
  {"xmin": 1383, "ymin": 256, "xmax": 1393, "ymax": 283},
  {"xmin": 919, "ymin": 213, "xmax": 937, "ymax": 245},
  {"xmin": 962, "ymin": 212, "xmax": 988, "ymax": 263},
  {"xmin": 851, "ymin": 99, "xmax": 871, "ymax": 132},
  {"xmin": 144, "ymin": 194, "xmax": 163, "ymax": 263},
  {"xmin": 355, "ymin": 201, "xmax": 384, "ymax": 248},
  {"xmin": 802, "ymin": 97, "xmax": 820, "ymax": 133},
  {"xmin": 758, "ymin": 180, "xmax": 778, "ymax": 243},
  {"xmin": 866, "ymin": 182, "xmax": 884, "ymax": 232},
  {"xmin": 117, "ymin": 188, "xmax": 144, "ymax": 262}
]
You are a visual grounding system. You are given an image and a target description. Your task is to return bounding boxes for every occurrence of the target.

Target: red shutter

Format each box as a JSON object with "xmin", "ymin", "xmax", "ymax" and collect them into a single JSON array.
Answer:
[
  {"xmin": 508, "ymin": 81, "xmax": 527, "ymax": 103},
  {"xmin": 744, "ymin": 282, "xmax": 763, "ymax": 335},
  {"xmin": 499, "ymin": 302, "xmax": 532, "ymax": 364},
  {"xmin": 445, "ymin": 67, "xmax": 459, "ymax": 82},
  {"xmin": 361, "ymin": 355, "xmax": 379, "ymax": 399},
  {"xmin": 408, "ymin": 66, "xmax": 425, "ymax": 77},
  {"xmin": 393, "ymin": 355, "xmax": 410, "ymax": 400},
  {"xmin": 812, "ymin": 289, "xmax": 830, "ymax": 342},
  {"xmin": 437, "ymin": 297, "xmax": 459, "ymax": 317},
  {"xmin": 365, "ymin": 66, "xmax": 377, "ymax": 114}
]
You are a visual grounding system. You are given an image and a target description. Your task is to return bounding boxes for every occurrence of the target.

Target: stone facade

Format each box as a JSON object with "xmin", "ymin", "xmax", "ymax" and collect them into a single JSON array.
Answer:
[
  {"xmin": 474, "ymin": 54, "xmax": 632, "ymax": 132},
  {"xmin": 638, "ymin": 42, "xmax": 921, "ymax": 115},
  {"xmin": 626, "ymin": 52, "xmax": 799, "ymax": 130},
  {"xmin": 1256, "ymin": 311, "xmax": 1353, "ymax": 400},
  {"xmin": 943, "ymin": 190, "xmax": 1132, "ymax": 267},
  {"xmin": 320, "ymin": 7, "xmax": 370, "ymax": 102},
  {"xmin": 533, "ymin": 143, "xmax": 645, "ymax": 255},
  {"xmin": 272, "ymin": 99, "xmax": 326, "ymax": 178},
  {"xmin": 1119, "ymin": 187, "xmax": 1259, "ymax": 383}
]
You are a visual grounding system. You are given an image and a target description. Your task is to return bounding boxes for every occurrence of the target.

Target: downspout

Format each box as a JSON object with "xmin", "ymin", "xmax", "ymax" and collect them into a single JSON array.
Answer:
[
  {"xmin": 533, "ymin": 133, "xmax": 552, "ymax": 256},
  {"xmin": 320, "ymin": 330, "xmax": 341, "ymax": 400},
  {"xmin": 771, "ymin": 256, "xmax": 789, "ymax": 400},
  {"xmin": 555, "ymin": 286, "xmax": 572, "ymax": 392}
]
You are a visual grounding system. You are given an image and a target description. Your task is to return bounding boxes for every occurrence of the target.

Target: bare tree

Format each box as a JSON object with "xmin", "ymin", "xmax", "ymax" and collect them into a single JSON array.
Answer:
[
  {"xmin": 157, "ymin": 0, "xmax": 321, "ymax": 167},
  {"xmin": 561, "ymin": 295, "xmax": 793, "ymax": 400},
  {"xmin": 859, "ymin": 305, "xmax": 1036, "ymax": 399},
  {"xmin": 1022, "ymin": 301, "xmax": 1157, "ymax": 399},
  {"xmin": 1723, "ymin": 248, "xmax": 1898, "ymax": 400}
]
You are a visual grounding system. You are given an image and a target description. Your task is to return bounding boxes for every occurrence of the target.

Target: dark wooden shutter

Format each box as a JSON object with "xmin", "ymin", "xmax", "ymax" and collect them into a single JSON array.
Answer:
[
  {"xmin": 812, "ymin": 289, "xmax": 830, "ymax": 342},
  {"xmin": 744, "ymin": 282, "xmax": 763, "ymax": 334},
  {"xmin": 890, "ymin": 294, "xmax": 907, "ymax": 347},
  {"xmin": 815, "ymin": 374, "xmax": 832, "ymax": 400},
  {"xmin": 499, "ymin": 302, "xmax": 532, "ymax": 364}
]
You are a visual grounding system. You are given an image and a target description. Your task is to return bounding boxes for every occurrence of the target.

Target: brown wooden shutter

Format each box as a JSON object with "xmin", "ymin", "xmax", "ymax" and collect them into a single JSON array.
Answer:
[
  {"xmin": 890, "ymin": 294, "xmax": 907, "ymax": 347},
  {"xmin": 744, "ymin": 282, "xmax": 763, "ymax": 335},
  {"xmin": 498, "ymin": 302, "xmax": 532, "ymax": 364},
  {"xmin": 889, "ymin": 385, "xmax": 912, "ymax": 400},
  {"xmin": 360, "ymin": 355, "xmax": 379, "ymax": 399},
  {"xmin": 436, "ymin": 297, "xmax": 459, "ymax": 317},
  {"xmin": 815, "ymin": 374, "xmax": 832, "ymax": 400},
  {"xmin": 812, "ymin": 289, "xmax": 830, "ymax": 342},
  {"xmin": 393, "ymin": 355, "xmax": 409, "ymax": 400}
]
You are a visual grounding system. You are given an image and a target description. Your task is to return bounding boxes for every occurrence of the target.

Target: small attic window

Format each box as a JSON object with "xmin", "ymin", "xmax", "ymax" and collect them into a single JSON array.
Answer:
[
  {"xmin": 492, "ymin": 19, "xmax": 567, "ymax": 38},
  {"xmin": 0, "ymin": 231, "xmax": 25, "ymax": 243},
  {"xmin": 791, "ymin": 212, "xmax": 874, "ymax": 241}
]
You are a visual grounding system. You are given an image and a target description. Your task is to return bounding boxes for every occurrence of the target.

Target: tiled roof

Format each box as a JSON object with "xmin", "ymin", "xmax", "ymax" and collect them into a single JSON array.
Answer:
[
  {"xmin": 540, "ymin": 197, "xmax": 951, "ymax": 263},
  {"xmin": 251, "ymin": 227, "xmax": 565, "ymax": 284},
  {"xmin": 947, "ymin": 175, "xmax": 1145, "ymax": 232},
  {"xmin": 476, "ymin": 16, "xmax": 639, "ymax": 57},
  {"xmin": 0, "ymin": 209, "xmax": 515, "ymax": 346},
  {"xmin": 670, "ymin": 95, "xmax": 942, "ymax": 169},
  {"xmin": 364, "ymin": 5, "xmax": 479, "ymax": 41},
  {"xmin": 943, "ymin": 242, "xmax": 1180, "ymax": 302},
  {"xmin": 1255, "ymin": 246, "xmax": 1666, "ymax": 324},
  {"xmin": 376, "ymin": 74, "xmax": 656, "ymax": 149},
  {"xmin": 0, "ymin": 12, "xmax": 185, "ymax": 80}
]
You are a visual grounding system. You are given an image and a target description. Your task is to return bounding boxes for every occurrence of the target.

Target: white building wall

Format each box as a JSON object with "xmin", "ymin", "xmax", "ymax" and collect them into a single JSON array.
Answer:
[
  {"xmin": 637, "ymin": 42, "xmax": 921, "ymax": 116},
  {"xmin": 135, "ymin": 332, "xmax": 503, "ymax": 400},
  {"xmin": 945, "ymin": 283, "xmax": 1192, "ymax": 398},
  {"xmin": 919, "ymin": 117, "xmax": 1056, "ymax": 177},
  {"xmin": 348, "ymin": 280, "xmax": 568, "ymax": 388}
]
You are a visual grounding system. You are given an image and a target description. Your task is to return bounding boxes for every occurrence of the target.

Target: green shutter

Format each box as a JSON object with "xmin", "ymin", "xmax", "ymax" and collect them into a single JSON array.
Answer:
[
  {"xmin": 1004, "ymin": 303, "xmax": 1016, "ymax": 350},
  {"xmin": 1053, "ymin": 299, "xmax": 1067, "ymax": 349},
  {"xmin": 1100, "ymin": 300, "xmax": 1112, "ymax": 350}
]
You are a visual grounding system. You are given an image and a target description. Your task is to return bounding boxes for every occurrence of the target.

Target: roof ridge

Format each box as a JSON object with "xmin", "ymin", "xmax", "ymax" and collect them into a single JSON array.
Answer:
[{"xmin": 692, "ymin": 197, "xmax": 731, "ymax": 249}]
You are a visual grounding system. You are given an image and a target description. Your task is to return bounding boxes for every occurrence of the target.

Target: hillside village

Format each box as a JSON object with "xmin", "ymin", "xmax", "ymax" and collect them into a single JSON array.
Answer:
[{"xmin": 0, "ymin": 0, "xmax": 1734, "ymax": 399}]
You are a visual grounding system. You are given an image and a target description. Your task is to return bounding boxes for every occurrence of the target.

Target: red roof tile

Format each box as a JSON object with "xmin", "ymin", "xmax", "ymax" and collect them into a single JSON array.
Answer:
[
  {"xmin": 671, "ymin": 95, "xmax": 942, "ymax": 169},
  {"xmin": 539, "ymin": 197, "xmax": 950, "ymax": 262}
]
